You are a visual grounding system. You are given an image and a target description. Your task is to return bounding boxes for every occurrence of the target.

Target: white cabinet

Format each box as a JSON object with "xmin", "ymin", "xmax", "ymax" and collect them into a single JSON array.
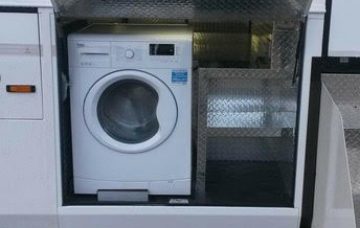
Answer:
[
  {"xmin": 0, "ymin": 8, "xmax": 58, "ymax": 226},
  {"xmin": 0, "ymin": 12, "xmax": 43, "ymax": 119}
]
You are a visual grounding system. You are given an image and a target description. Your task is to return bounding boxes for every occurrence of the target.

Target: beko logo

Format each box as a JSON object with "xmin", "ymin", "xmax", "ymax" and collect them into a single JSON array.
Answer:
[{"xmin": 76, "ymin": 43, "xmax": 86, "ymax": 48}]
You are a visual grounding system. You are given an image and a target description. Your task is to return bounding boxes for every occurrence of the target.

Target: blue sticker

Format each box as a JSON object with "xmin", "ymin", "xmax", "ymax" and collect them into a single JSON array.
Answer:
[{"xmin": 172, "ymin": 70, "xmax": 188, "ymax": 84}]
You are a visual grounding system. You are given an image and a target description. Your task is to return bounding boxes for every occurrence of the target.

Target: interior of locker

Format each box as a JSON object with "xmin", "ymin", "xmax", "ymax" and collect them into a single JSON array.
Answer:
[{"xmin": 56, "ymin": 17, "xmax": 303, "ymax": 207}]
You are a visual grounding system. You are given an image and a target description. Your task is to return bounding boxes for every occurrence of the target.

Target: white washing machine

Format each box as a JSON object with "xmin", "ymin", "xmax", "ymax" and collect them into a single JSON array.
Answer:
[{"xmin": 68, "ymin": 24, "xmax": 192, "ymax": 195}]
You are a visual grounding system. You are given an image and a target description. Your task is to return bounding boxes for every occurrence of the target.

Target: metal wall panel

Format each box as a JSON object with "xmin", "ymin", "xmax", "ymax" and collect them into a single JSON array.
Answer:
[
  {"xmin": 193, "ymin": 22, "xmax": 300, "ymax": 202},
  {"xmin": 196, "ymin": 69, "xmax": 299, "ymax": 198},
  {"xmin": 53, "ymin": 0, "xmax": 311, "ymax": 21}
]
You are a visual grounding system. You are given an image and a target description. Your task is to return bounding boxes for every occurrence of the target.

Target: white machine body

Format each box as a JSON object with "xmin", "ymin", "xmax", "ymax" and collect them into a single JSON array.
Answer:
[{"xmin": 68, "ymin": 24, "xmax": 192, "ymax": 195}]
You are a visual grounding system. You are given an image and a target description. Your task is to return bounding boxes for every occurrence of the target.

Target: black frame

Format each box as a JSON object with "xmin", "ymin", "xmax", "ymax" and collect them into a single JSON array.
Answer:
[{"xmin": 300, "ymin": 0, "xmax": 360, "ymax": 225}]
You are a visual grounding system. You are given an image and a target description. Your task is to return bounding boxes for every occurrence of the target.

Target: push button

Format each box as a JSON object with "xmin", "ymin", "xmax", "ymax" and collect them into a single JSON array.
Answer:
[{"xmin": 125, "ymin": 49, "xmax": 135, "ymax": 59}]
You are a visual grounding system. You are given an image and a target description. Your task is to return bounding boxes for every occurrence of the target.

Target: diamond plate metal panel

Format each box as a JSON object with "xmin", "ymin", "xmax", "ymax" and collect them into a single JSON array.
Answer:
[
  {"xmin": 193, "ymin": 22, "xmax": 300, "ymax": 69},
  {"xmin": 271, "ymin": 22, "xmax": 300, "ymax": 70},
  {"xmin": 250, "ymin": 23, "xmax": 273, "ymax": 68},
  {"xmin": 54, "ymin": 0, "xmax": 311, "ymax": 21},
  {"xmin": 195, "ymin": 22, "xmax": 300, "ymax": 196},
  {"xmin": 193, "ymin": 24, "xmax": 251, "ymax": 67},
  {"xmin": 205, "ymin": 72, "xmax": 297, "ymax": 129},
  {"xmin": 207, "ymin": 128, "xmax": 293, "ymax": 137},
  {"xmin": 207, "ymin": 137, "xmax": 295, "ymax": 162},
  {"xmin": 196, "ymin": 68, "xmax": 299, "ymax": 196},
  {"xmin": 195, "ymin": 67, "xmax": 208, "ymax": 197}
]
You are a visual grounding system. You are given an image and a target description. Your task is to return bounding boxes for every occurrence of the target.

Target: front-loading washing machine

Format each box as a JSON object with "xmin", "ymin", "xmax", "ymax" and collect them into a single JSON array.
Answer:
[{"xmin": 68, "ymin": 24, "xmax": 192, "ymax": 195}]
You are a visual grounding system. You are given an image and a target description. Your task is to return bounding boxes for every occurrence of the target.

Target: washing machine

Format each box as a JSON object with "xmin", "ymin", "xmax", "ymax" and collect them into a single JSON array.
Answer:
[{"xmin": 68, "ymin": 24, "xmax": 193, "ymax": 195}]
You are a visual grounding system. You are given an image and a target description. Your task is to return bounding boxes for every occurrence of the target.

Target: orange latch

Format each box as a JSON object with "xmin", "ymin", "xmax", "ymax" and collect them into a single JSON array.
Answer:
[{"xmin": 6, "ymin": 85, "xmax": 36, "ymax": 93}]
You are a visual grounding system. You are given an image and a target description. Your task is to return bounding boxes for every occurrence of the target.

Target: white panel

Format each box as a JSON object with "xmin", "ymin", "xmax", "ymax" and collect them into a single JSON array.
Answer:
[
  {"xmin": 329, "ymin": 0, "xmax": 360, "ymax": 56},
  {"xmin": 59, "ymin": 207, "xmax": 299, "ymax": 228},
  {"xmin": 0, "ymin": 215, "xmax": 58, "ymax": 228},
  {"xmin": 309, "ymin": 0, "xmax": 326, "ymax": 13},
  {"xmin": 0, "ymin": 121, "xmax": 57, "ymax": 214},
  {"xmin": 0, "ymin": 0, "xmax": 52, "ymax": 7},
  {"xmin": 0, "ymin": 13, "xmax": 39, "ymax": 44},
  {"xmin": 312, "ymin": 85, "xmax": 356, "ymax": 228},
  {"xmin": 0, "ymin": 8, "xmax": 58, "ymax": 228},
  {"xmin": 0, "ymin": 13, "xmax": 43, "ymax": 119},
  {"xmin": 294, "ymin": 11, "xmax": 325, "ymax": 212}
]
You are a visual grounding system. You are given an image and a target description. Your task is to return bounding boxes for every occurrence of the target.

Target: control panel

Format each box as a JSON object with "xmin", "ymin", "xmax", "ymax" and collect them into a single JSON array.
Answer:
[{"xmin": 68, "ymin": 41, "xmax": 192, "ymax": 69}]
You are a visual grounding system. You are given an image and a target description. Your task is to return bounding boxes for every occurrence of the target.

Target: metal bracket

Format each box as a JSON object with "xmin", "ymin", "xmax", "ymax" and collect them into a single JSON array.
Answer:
[{"xmin": 97, "ymin": 189, "xmax": 149, "ymax": 203}]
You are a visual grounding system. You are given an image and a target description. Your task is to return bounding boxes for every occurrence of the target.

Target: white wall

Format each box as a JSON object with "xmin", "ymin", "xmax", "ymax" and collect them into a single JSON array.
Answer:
[{"xmin": 329, "ymin": 0, "xmax": 360, "ymax": 56}]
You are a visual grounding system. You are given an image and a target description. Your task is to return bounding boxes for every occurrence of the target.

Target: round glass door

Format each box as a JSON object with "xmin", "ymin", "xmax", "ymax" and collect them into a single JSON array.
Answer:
[
  {"xmin": 97, "ymin": 79, "xmax": 159, "ymax": 144},
  {"xmin": 84, "ymin": 70, "xmax": 178, "ymax": 154}
]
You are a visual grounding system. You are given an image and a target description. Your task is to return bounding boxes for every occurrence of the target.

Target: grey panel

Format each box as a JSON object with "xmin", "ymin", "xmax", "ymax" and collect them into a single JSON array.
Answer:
[
  {"xmin": 97, "ymin": 190, "xmax": 149, "ymax": 202},
  {"xmin": 323, "ymin": 74, "xmax": 360, "ymax": 227},
  {"xmin": 53, "ymin": 0, "xmax": 311, "ymax": 21}
]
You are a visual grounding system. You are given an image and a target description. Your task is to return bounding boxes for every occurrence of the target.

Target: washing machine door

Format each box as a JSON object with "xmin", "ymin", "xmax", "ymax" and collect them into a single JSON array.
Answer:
[{"xmin": 84, "ymin": 70, "xmax": 178, "ymax": 154}]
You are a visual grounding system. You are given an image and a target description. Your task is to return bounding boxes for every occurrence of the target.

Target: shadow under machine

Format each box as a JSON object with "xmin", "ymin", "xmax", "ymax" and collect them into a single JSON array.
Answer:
[{"xmin": 54, "ymin": 0, "xmax": 311, "ymax": 206}]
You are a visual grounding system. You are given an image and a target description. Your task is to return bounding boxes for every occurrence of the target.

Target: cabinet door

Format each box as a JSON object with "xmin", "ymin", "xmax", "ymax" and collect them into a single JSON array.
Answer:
[{"xmin": 0, "ymin": 12, "xmax": 43, "ymax": 119}]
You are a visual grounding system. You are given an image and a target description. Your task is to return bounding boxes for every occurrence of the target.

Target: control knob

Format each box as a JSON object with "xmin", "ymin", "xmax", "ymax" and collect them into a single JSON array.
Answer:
[{"xmin": 125, "ymin": 49, "xmax": 135, "ymax": 59}]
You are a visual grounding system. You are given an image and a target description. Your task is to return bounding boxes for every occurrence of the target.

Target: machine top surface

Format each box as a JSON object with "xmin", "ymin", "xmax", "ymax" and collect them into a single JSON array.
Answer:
[
  {"xmin": 0, "ymin": 0, "xmax": 52, "ymax": 7},
  {"xmin": 68, "ymin": 24, "xmax": 193, "ymax": 42}
]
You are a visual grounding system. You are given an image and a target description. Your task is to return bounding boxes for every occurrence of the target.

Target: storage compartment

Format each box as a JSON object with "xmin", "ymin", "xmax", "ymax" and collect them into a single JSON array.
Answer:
[
  {"xmin": 195, "ymin": 68, "xmax": 298, "ymax": 207},
  {"xmin": 57, "ymin": 17, "xmax": 302, "ymax": 207},
  {"xmin": 0, "ymin": 13, "xmax": 43, "ymax": 119}
]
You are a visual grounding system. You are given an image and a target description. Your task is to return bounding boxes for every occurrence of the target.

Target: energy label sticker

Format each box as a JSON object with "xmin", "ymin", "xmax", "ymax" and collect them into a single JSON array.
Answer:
[{"xmin": 172, "ymin": 70, "xmax": 188, "ymax": 84}]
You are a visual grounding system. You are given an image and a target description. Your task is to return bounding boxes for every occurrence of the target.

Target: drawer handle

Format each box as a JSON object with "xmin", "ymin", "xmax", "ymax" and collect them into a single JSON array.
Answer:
[
  {"xmin": 6, "ymin": 85, "xmax": 36, "ymax": 93},
  {"xmin": 80, "ymin": 52, "xmax": 109, "ymax": 56}
]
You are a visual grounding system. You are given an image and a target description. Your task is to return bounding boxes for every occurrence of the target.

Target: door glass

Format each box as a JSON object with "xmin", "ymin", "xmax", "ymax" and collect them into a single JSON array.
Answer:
[{"xmin": 97, "ymin": 79, "xmax": 159, "ymax": 144}]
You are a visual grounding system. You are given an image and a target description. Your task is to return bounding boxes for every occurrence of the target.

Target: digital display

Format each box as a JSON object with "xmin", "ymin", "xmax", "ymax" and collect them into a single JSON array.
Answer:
[{"xmin": 150, "ymin": 44, "xmax": 175, "ymax": 56}]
